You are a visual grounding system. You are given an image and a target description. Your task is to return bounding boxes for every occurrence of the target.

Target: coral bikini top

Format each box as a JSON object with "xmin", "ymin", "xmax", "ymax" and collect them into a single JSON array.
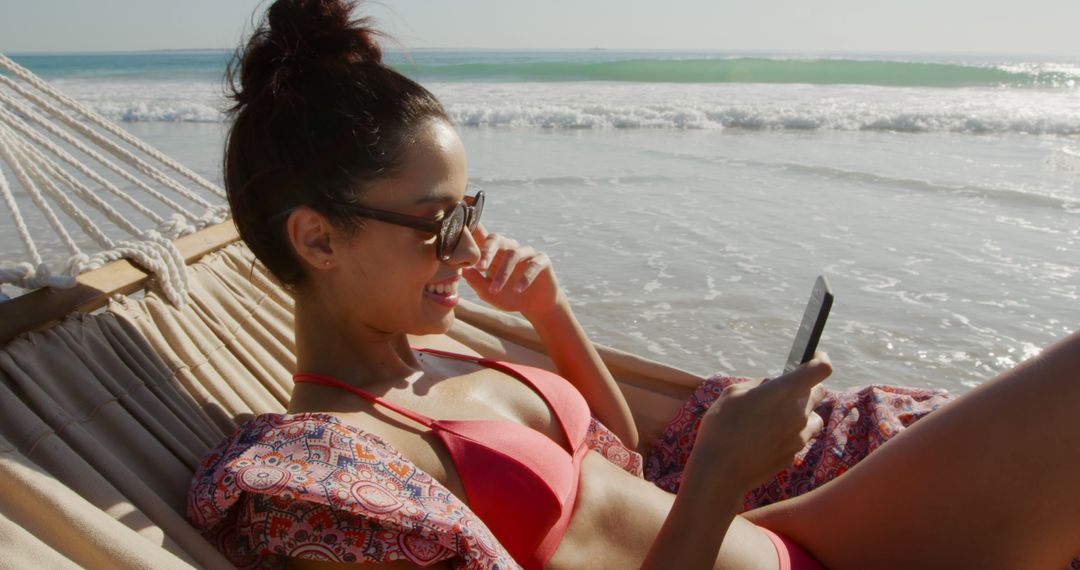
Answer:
[{"xmin": 293, "ymin": 347, "xmax": 591, "ymax": 570}]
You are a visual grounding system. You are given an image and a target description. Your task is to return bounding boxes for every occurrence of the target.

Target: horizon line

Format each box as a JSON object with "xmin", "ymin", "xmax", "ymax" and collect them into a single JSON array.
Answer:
[{"xmin": 4, "ymin": 47, "xmax": 1079, "ymax": 60}]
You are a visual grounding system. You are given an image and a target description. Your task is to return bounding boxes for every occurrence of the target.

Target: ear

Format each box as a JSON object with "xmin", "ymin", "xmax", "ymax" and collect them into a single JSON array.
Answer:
[{"xmin": 286, "ymin": 206, "xmax": 337, "ymax": 270}]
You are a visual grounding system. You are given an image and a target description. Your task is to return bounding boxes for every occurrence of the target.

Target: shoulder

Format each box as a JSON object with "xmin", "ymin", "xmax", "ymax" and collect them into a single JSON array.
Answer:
[
  {"xmin": 188, "ymin": 413, "xmax": 462, "ymax": 526},
  {"xmin": 187, "ymin": 413, "xmax": 418, "ymax": 529},
  {"xmin": 187, "ymin": 413, "xmax": 518, "ymax": 568}
]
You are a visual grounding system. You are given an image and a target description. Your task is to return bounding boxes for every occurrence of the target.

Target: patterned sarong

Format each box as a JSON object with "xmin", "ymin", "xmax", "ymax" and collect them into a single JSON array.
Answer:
[{"xmin": 644, "ymin": 375, "xmax": 954, "ymax": 509}]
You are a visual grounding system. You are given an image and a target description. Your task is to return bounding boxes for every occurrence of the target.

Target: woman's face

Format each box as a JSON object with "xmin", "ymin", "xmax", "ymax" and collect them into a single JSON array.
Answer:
[{"xmin": 332, "ymin": 118, "xmax": 480, "ymax": 337}]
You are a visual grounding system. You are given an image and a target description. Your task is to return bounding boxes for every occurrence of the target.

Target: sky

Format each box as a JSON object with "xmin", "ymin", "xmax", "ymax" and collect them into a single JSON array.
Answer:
[{"xmin": 1, "ymin": 0, "xmax": 1079, "ymax": 57}]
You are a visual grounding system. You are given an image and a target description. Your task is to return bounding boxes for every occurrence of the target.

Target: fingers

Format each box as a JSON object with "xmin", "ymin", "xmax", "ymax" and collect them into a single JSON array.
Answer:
[
  {"xmin": 515, "ymin": 252, "xmax": 551, "ymax": 293},
  {"xmin": 700, "ymin": 380, "xmax": 827, "ymax": 486},
  {"xmin": 747, "ymin": 352, "xmax": 833, "ymax": 434},
  {"xmin": 471, "ymin": 231, "xmax": 554, "ymax": 295},
  {"xmin": 806, "ymin": 383, "xmax": 828, "ymax": 415},
  {"xmin": 812, "ymin": 350, "xmax": 832, "ymax": 371},
  {"xmin": 800, "ymin": 352, "xmax": 833, "ymax": 386},
  {"xmin": 798, "ymin": 411, "xmax": 825, "ymax": 444},
  {"xmin": 773, "ymin": 351, "xmax": 833, "ymax": 394},
  {"xmin": 475, "ymin": 230, "xmax": 506, "ymax": 272},
  {"xmin": 485, "ymin": 242, "xmax": 531, "ymax": 294},
  {"xmin": 472, "ymin": 222, "xmax": 490, "ymax": 242},
  {"xmin": 461, "ymin": 266, "xmax": 489, "ymax": 290}
]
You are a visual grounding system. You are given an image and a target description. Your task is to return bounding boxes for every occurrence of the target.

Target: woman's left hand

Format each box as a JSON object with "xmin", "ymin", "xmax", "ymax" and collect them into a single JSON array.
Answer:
[{"xmin": 462, "ymin": 224, "xmax": 566, "ymax": 320}]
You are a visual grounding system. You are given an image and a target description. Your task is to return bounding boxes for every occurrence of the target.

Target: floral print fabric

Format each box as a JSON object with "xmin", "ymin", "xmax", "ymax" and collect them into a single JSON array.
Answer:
[{"xmin": 644, "ymin": 375, "xmax": 955, "ymax": 509}]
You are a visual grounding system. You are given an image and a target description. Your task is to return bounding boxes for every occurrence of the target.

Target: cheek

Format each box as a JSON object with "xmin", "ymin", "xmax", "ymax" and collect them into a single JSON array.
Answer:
[
  {"xmin": 370, "ymin": 236, "xmax": 439, "ymax": 301},
  {"xmin": 348, "ymin": 227, "xmax": 447, "ymax": 330},
  {"xmin": 362, "ymin": 225, "xmax": 436, "ymax": 272}
]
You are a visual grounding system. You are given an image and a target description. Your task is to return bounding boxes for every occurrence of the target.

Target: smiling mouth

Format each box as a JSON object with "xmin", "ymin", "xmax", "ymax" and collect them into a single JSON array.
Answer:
[
  {"xmin": 423, "ymin": 278, "xmax": 460, "ymax": 307},
  {"xmin": 424, "ymin": 279, "xmax": 458, "ymax": 295}
]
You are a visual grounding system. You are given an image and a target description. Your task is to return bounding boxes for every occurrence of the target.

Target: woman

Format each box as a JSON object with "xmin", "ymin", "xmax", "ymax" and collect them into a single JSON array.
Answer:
[{"xmin": 188, "ymin": 1, "xmax": 1080, "ymax": 568}]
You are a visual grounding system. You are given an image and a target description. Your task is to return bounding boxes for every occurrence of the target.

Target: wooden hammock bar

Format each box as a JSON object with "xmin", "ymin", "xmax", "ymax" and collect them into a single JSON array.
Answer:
[{"xmin": 0, "ymin": 221, "xmax": 240, "ymax": 344}]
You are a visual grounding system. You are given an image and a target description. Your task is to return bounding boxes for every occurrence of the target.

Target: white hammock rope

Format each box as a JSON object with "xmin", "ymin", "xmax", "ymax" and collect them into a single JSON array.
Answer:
[
  {"xmin": 0, "ymin": 77, "xmax": 220, "ymax": 213},
  {"xmin": 0, "ymin": 154, "xmax": 41, "ymax": 265},
  {"xmin": 0, "ymin": 128, "xmax": 79, "ymax": 258},
  {"xmin": 0, "ymin": 52, "xmax": 228, "ymax": 305},
  {"xmin": 0, "ymin": 53, "xmax": 225, "ymax": 199},
  {"xmin": 0, "ymin": 104, "xmax": 169, "ymax": 226},
  {"xmin": 1, "ymin": 94, "xmax": 232, "ymax": 236},
  {"xmin": 0, "ymin": 92, "xmax": 204, "ymax": 226},
  {"xmin": 0, "ymin": 89, "xmax": 230, "ymax": 234},
  {"xmin": 19, "ymin": 127, "xmax": 163, "ymax": 237},
  {"xmin": 0, "ymin": 131, "xmax": 77, "ymax": 290}
]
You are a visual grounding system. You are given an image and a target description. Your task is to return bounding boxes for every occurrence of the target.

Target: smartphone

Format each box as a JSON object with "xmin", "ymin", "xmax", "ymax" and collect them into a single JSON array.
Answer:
[{"xmin": 783, "ymin": 275, "xmax": 833, "ymax": 374}]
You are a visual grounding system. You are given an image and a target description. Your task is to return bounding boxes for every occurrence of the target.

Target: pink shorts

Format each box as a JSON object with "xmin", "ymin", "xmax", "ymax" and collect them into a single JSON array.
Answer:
[{"xmin": 761, "ymin": 528, "xmax": 825, "ymax": 570}]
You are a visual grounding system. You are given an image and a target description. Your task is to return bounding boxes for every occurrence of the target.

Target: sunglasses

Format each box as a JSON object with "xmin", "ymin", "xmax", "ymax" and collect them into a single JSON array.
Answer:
[{"xmin": 328, "ymin": 191, "xmax": 485, "ymax": 261}]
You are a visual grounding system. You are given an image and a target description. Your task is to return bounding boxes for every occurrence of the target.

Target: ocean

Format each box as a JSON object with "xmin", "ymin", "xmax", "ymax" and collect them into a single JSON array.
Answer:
[{"xmin": 2, "ymin": 49, "xmax": 1079, "ymax": 393}]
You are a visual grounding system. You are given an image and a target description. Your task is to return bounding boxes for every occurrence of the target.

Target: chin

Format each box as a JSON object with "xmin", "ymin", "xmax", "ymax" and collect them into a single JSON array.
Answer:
[
  {"xmin": 415, "ymin": 290, "xmax": 460, "ymax": 334},
  {"xmin": 412, "ymin": 308, "xmax": 456, "ymax": 336}
]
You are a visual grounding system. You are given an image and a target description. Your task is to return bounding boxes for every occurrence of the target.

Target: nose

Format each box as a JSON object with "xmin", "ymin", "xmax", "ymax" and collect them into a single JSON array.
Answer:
[{"xmin": 446, "ymin": 226, "xmax": 481, "ymax": 268}]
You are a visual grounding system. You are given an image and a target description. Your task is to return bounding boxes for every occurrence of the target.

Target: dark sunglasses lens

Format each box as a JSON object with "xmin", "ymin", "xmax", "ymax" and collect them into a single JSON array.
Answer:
[
  {"xmin": 439, "ymin": 204, "xmax": 467, "ymax": 260},
  {"xmin": 468, "ymin": 192, "xmax": 485, "ymax": 230}
]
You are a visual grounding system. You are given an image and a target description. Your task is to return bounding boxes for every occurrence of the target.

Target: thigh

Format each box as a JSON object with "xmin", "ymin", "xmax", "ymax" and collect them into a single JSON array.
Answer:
[{"xmin": 746, "ymin": 331, "xmax": 1080, "ymax": 569}]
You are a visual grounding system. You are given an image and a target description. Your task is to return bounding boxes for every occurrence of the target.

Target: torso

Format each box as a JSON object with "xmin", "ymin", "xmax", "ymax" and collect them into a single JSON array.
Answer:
[{"xmin": 287, "ymin": 341, "xmax": 777, "ymax": 569}]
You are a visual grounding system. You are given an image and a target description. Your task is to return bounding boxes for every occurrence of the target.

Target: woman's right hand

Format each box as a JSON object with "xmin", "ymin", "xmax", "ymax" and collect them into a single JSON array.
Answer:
[
  {"xmin": 689, "ymin": 355, "xmax": 832, "ymax": 493},
  {"xmin": 462, "ymin": 224, "xmax": 565, "ymax": 322}
]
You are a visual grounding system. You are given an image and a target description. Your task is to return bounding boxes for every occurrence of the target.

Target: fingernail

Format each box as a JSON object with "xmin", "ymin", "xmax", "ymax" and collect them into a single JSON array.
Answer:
[
  {"xmin": 514, "ymin": 283, "xmax": 525, "ymax": 293},
  {"xmin": 490, "ymin": 280, "xmax": 503, "ymax": 293}
]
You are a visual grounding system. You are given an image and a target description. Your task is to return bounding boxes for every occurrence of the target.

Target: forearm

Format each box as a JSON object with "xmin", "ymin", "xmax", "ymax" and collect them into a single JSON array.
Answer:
[
  {"xmin": 525, "ymin": 296, "xmax": 639, "ymax": 449},
  {"xmin": 641, "ymin": 453, "xmax": 744, "ymax": 570}
]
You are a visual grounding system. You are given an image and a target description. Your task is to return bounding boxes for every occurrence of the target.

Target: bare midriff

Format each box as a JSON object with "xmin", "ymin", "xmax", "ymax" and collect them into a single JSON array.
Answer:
[{"xmin": 546, "ymin": 451, "xmax": 778, "ymax": 570}]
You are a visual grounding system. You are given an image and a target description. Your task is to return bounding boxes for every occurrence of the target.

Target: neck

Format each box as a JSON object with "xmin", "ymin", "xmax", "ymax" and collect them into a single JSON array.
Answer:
[{"xmin": 292, "ymin": 294, "xmax": 422, "ymax": 389}]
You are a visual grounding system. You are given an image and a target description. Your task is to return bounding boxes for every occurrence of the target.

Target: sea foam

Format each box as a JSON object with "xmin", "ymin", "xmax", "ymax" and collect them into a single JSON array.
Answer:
[
  {"xmin": 38, "ymin": 76, "xmax": 1080, "ymax": 135},
  {"xmin": 435, "ymin": 82, "xmax": 1080, "ymax": 134}
]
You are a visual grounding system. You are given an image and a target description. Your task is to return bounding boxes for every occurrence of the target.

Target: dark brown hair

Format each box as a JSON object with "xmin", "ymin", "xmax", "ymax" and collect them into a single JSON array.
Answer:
[{"xmin": 225, "ymin": 0, "xmax": 449, "ymax": 287}]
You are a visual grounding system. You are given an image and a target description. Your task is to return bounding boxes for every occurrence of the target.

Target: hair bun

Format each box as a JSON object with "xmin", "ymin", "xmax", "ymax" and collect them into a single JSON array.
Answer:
[
  {"xmin": 230, "ymin": 0, "xmax": 385, "ymax": 108},
  {"xmin": 266, "ymin": 0, "xmax": 382, "ymax": 65}
]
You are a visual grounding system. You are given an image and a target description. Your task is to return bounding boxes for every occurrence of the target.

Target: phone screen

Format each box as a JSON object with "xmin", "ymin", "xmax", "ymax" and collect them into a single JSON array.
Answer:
[{"xmin": 783, "ymin": 276, "xmax": 833, "ymax": 374}]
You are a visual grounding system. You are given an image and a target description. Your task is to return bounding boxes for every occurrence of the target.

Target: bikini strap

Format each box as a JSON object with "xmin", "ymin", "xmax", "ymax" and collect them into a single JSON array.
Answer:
[
  {"xmin": 293, "ymin": 372, "xmax": 435, "ymax": 427},
  {"xmin": 415, "ymin": 347, "xmax": 589, "ymax": 447}
]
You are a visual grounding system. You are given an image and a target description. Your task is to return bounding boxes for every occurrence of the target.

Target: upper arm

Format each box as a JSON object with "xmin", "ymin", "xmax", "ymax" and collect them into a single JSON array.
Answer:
[{"xmin": 242, "ymin": 493, "xmax": 457, "ymax": 569}]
